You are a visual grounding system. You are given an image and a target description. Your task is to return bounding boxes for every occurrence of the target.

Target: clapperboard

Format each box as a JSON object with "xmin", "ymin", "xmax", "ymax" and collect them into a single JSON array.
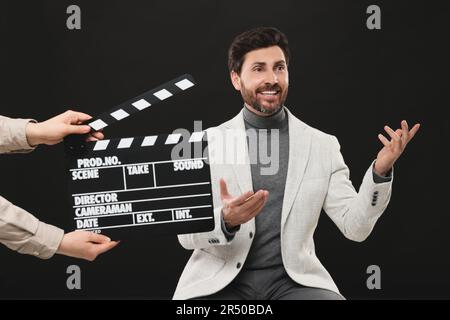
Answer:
[{"xmin": 64, "ymin": 74, "xmax": 215, "ymax": 237}]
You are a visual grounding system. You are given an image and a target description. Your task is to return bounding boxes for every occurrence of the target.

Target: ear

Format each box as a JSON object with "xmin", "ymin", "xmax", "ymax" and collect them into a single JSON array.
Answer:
[{"xmin": 230, "ymin": 71, "xmax": 241, "ymax": 91}]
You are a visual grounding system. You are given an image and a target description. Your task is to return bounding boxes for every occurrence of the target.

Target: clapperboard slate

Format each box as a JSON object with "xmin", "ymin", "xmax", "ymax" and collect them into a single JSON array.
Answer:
[{"xmin": 64, "ymin": 74, "xmax": 215, "ymax": 237}]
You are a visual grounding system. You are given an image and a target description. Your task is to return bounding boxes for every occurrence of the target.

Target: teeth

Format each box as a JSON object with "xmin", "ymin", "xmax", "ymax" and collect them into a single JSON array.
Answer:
[{"xmin": 260, "ymin": 91, "xmax": 277, "ymax": 95}]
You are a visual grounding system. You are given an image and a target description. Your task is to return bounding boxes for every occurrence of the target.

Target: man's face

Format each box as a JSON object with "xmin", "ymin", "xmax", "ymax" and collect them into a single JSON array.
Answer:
[{"xmin": 231, "ymin": 46, "xmax": 289, "ymax": 116}]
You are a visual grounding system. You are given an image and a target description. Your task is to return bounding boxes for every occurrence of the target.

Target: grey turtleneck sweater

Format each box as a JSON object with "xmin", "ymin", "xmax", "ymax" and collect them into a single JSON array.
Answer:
[{"xmin": 242, "ymin": 105, "xmax": 289, "ymax": 269}]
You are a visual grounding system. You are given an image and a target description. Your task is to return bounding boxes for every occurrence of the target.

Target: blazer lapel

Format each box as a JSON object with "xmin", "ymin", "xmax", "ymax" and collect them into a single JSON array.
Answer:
[
  {"xmin": 224, "ymin": 110, "xmax": 254, "ymax": 194},
  {"xmin": 220, "ymin": 107, "xmax": 311, "ymax": 231},
  {"xmin": 280, "ymin": 108, "xmax": 312, "ymax": 232}
]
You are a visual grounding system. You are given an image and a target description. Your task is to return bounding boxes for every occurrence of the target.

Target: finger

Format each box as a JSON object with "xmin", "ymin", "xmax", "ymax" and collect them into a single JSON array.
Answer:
[
  {"xmin": 384, "ymin": 126, "xmax": 401, "ymax": 142},
  {"xmin": 247, "ymin": 191, "xmax": 269, "ymax": 219},
  {"xmin": 229, "ymin": 190, "xmax": 254, "ymax": 206},
  {"xmin": 408, "ymin": 123, "xmax": 420, "ymax": 141},
  {"xmin": 395, "ymin": 128, "xmax": 405, "ymax": 147},
  {"xmin": 384, "ymin": 125, "xmax": 402, "ymax": 152},
  {"xmin": 401, "ymin": 120, "xmax": 409, "ymax": 144},
  {"xmin": 93, "ymin": 241, "xmax": 119, "ymax": 256},
  {"xmin": 86, "ymin": 136, "xmax": 99, "ymax": 142},
  {"xmin": 85, "ymin": 131, "xmax": 104, "ymax": 142},
  {"xmin": 239, "ymin": 190, "xmax": 266, "ymax": 212},
  {"xmin": 67, "ymin": 124, "xmax": 92, "ymax": 135},
  {"xmin": 247, "ymin": 200, "xmax": 266, "ymax": 220},
  {"xmin": 219, "ymin": 178, "xmax": 230, "ymax": 199},
  {"xmin": 90, "ymin": 131, "xmax": 104, "ymax": 140},
  {"xmin": 88, "ymin": 232, "xmax": 112, "ymax": 244},
  {"xmin": 378, "ymin": 134, "xmax": 390, "ymax": 147},
  {"xmin": 243, "ymin": 193, "xmax": 257, "ymax": 203}
]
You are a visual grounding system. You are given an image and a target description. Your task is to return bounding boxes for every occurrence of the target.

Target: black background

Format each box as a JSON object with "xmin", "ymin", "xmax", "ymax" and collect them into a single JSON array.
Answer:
[{"xmin": 0, "ymin": 0, "xmax": 449, "ymax": 299}]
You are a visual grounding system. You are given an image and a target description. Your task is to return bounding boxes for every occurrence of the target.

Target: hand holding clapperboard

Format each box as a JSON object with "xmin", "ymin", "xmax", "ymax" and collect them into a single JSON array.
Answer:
[{"xmin": 64, "ymin": 74, "xmax": 215, "ymax": 238}]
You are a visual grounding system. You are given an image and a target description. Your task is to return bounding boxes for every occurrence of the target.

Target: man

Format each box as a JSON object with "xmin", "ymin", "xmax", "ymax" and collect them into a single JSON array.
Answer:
[
  {"xmin": 1, "ymin": 110, "xmax": 118, "ymax": 261},
  {"xmin": 174, "ymin": 27, "xmax": 420, "ymax": 299}
]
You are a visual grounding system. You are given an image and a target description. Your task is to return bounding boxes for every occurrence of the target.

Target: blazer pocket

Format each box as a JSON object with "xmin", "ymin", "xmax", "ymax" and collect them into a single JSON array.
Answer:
[
  {"xmin": 199, "ymin": 250, "xmax": 226, "ymax": 273},
  {"xmin": 185, "ymin": 249, "xmax": 226, "ymax": 286}
]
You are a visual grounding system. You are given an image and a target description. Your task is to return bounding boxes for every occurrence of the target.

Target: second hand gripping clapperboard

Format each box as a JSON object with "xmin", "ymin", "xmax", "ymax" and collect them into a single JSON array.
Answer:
[{"xmin": 64, "ymin": 74, "xmax": 215, "ymax": 237}]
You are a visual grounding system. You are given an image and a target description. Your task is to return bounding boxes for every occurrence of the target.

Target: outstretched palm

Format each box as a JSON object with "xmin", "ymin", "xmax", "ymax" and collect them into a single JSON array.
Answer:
[{"xmin": 374, "ymin": 120, "xmax": 420, "ymax": 176}]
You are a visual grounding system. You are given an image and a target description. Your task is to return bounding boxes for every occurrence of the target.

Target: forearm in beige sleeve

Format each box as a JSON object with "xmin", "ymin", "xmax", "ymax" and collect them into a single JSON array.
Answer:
[
  {"xmin": 0, "ymin": 196, "xmax": 64, "ymax": 259},
  {"xmin": 0, "ymin": 116, "xmax": 36, "ymax": 153}
]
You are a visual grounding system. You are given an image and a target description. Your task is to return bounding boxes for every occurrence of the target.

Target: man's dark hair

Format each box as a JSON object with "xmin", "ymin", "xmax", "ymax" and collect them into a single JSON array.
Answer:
[{"xmin": 227, "ymin": 27, "xmax": 290, "ymax": 74}]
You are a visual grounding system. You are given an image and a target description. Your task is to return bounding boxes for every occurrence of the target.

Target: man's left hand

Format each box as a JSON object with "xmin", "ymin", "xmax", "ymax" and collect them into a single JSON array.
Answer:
[{"xmin": 374, "ymin": 120, "xmax": 420, "ymax": 176}]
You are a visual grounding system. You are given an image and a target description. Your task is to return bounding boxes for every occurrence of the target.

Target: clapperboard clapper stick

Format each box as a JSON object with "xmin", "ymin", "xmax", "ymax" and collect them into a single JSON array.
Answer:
[{"xmin": 64, "ymin": 74, "xmax": 215, "ymax": 238}]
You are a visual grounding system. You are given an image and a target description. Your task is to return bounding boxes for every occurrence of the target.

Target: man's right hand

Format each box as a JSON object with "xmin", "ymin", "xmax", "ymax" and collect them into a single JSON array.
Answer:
[{"xmin": 220, "ymin": 178, "xmax": 269, "ymax": 228}]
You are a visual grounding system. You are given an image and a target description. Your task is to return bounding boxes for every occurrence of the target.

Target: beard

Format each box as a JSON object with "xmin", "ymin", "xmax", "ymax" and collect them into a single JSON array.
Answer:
[{"xmin": 240, "ymin": 82, "xmax": 288, "ymax": 115}]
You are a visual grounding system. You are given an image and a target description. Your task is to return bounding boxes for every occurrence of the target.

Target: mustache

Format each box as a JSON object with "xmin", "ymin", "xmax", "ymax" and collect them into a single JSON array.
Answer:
[{"xmin": 256, "ymin": 84, "xmax": 282, "ymax": 93}]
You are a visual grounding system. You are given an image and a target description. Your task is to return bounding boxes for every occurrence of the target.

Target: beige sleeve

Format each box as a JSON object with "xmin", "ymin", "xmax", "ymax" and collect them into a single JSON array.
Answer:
[
  {"xmin": 0, "ymin": 196, "xmax": 65, "ymax": 259},
  {"xmin": 0, "ymin": 115, "xmax": 36, "ymax": 154},
  {"xmin": 0, "ymin": 116, "xmax": 64, "ymax": 258}
]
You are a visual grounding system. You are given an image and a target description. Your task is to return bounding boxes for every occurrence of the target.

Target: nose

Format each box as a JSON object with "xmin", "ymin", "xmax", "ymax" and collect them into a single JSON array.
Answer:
[
  {"xmin": 268, "ymin": 71, "xmax": 278, "ymax": 84},
  {"xmin": 265, "ymin": 70, "xmax": 279, "ymax": 85}
]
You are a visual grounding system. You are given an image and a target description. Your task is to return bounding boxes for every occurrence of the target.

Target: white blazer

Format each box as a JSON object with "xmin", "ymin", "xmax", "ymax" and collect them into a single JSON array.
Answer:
[{"xmin": 173, "ymin": 108, "xmax": 393, "ymax": 300}]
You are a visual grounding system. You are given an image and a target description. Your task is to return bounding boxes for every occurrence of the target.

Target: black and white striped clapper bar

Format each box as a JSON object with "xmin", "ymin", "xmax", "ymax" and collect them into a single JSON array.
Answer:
[{"xmin": 64, "ymin": 74, "xmax": 215, "ymax": 237}]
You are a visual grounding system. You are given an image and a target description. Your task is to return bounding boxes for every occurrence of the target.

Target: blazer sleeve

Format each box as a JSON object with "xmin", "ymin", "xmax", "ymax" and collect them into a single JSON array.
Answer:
[
  {"xmin": 323, "ymin": 136, "xmax": 393, "ymax": 242},
  {"xmin": 177, "ymin": 125, "xmax": 241, "ymax": 250},
  {"xmin": 177, "ymin": 206, "xmax": 238, "ymax": 250},
  {"xmin": 0, "ymin": 115, "xmax": 36, "ymax": 154},
  {"xmin": 0, "ymin": 196, "xmax": 64, "ymax": 259}
]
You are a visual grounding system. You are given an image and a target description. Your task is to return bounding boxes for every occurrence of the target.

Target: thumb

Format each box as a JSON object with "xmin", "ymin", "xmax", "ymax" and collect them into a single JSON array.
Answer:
[
  {"xmin": 88, "ymin": 232, "xmax": 111, "ymax": 244},
  {"xmin": 94, "ymin": 241, "xmax": 119, "ymax": 255},
  {"xmin": 220, "ymin": 178, "xmax": 230, "ymax": 199}
]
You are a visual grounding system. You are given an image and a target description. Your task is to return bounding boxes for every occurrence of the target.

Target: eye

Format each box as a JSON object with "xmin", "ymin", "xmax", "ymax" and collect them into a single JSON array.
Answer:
[
  {"xmin": 276, "ymin": 65, "xmax": 285, "ymax": 71},
  {"xmin": 253, "ymin": 66, "xmax": 262, "ymax": 72}
]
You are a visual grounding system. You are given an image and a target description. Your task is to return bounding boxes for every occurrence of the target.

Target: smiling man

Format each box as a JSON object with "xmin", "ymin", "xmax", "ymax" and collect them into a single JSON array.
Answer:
[
  {"xmin": 233, "ymin": 44, "xmax": 289, "ymax": 116},
  {"xmin": 174, "ymin": 27, "xmax": 420, "ymax": 300}
]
